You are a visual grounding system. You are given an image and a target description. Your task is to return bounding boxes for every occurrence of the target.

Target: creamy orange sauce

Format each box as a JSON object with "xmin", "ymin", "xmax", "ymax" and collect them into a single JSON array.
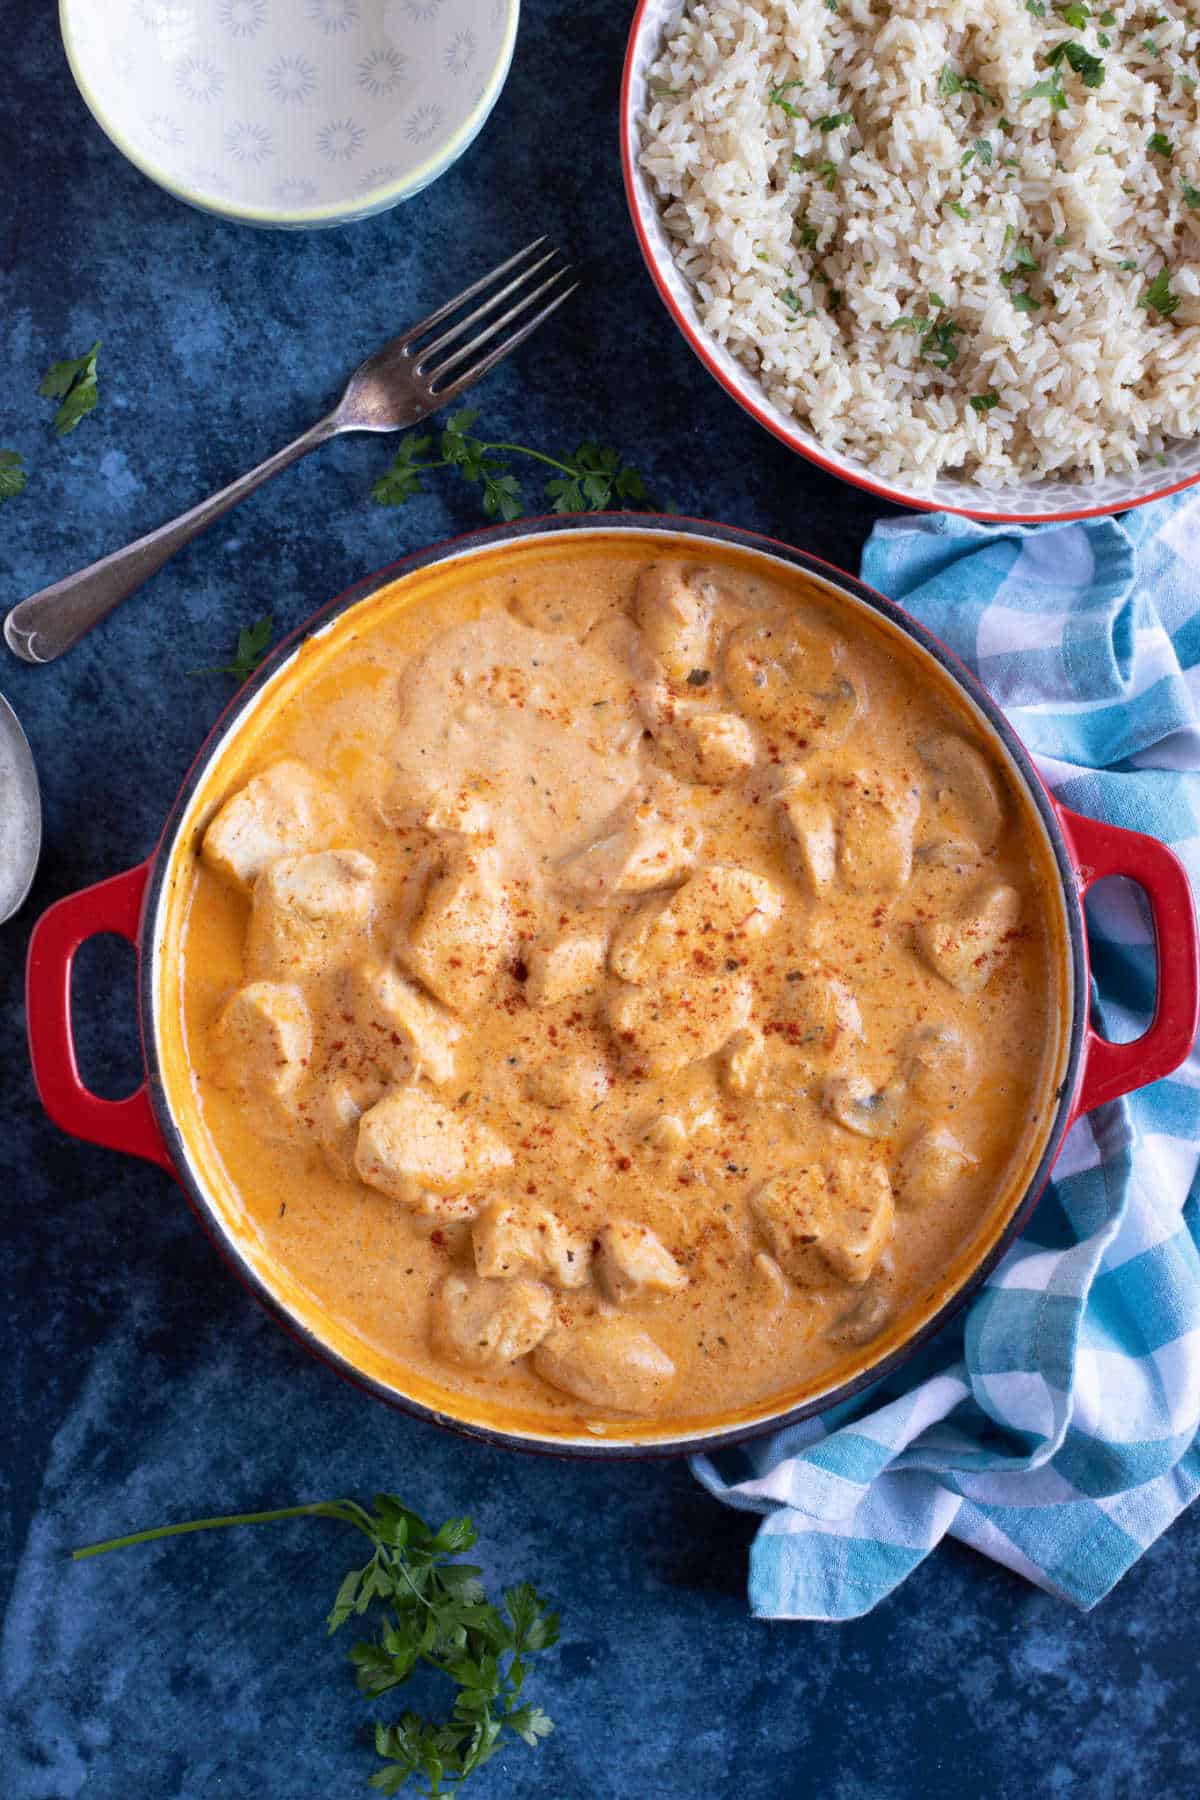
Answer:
[{"xmin": 158, "ymin": 534, "xmax": 1070, "ymax": 1442}]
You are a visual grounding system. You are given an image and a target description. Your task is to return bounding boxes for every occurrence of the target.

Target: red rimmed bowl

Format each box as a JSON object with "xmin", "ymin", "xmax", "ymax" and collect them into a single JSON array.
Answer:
[
  {"xmin": 25, "ymin": 515, "xmax": 1200, "ymax": 1455},
  {"xmin": 621, "ymin": 0, "xmax": 1200, "ymax": 524}
]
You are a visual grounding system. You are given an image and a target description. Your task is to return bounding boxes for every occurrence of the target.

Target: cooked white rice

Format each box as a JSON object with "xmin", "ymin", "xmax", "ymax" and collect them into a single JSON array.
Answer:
[{"xmin": 638, "ymin": 0, "xmax": 1200, "ymax": 487}]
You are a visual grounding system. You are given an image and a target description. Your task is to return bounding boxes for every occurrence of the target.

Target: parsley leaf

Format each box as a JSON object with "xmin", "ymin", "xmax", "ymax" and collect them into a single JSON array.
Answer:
[
  {"xmin": 970, "ymin": 392, "xmax": 1001, "ymax": 412},
  {"xmin": 1025, "ymin": 67, "xmax": 1068, "ymax": 109},
  {"xmin": 939, "ymin": 65, "xmax": 998, "ymax": 103},
  {"xmin": 189, "ymin": 614, "xmax": 275, "ymax": 682},
  {"xmin": 781, "ymin": 286, "xmax": 803, "ymax": 314},
  {"xmin": 1013, "ymin": 240, "xmax": 1039, "ymax": 269},
  {"xmin": 817, "ymin": 159, "xmax": 838, "ymax": 189},
  {"xmin": 0, "ymin": 449, "xmax": 26, "ymax": 502},
  {"xmin": 73, "ymin": 1493, "xmax": 560, "ymax": 1800},
  {"xmin": 1119, "ymin": 258, "xmax": 1139, "ymax": 270},
  {"xmin": 1141, "ymin": 267, "xmax": 1180, "ymax": 317},
  {"xmin": 817, "ymin": 112, "xmax": 854, "ymax": 131},
  {"xmin": 1148, "ymin": 131, "xmax": 1174, "ymax": 157},
  {"xmin": 768, "ymin": 79, "xmax": 805, "ymax": 117},
  {"xmin": 1181, "ymin": 178, "xmax": 1200, "ymax": 209},
  {"xmin": 38, "ymin": 340, "xmax": 101, "ymax": 437},
  {"xmin": 1026, "ymin": 0, "xmax": 1047, "ymax": 15},
  {"xmin": 948, "ymin": 201, "xmax": 972, "ymax": 219},
  {"xmin": 371, "ymin": 414, "xmax": 649, "ymax": 522},
  {"xmin": 1012, "ymin": 290, "xmax": 1042, "ymax": 312},
  {"xmin": 1098, "ymin": 8, "xmax": 1115, "ymax": 21},
  {"xmin": 1060, "ymin": 1, "xmax": 1090, "ymax": 26}
]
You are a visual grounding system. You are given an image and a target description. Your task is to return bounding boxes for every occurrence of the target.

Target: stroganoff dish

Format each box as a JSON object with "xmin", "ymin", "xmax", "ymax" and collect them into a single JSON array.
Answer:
[{"xmin": 169, "ymin": 537, "xmax": 1066, "ymax": 1433}]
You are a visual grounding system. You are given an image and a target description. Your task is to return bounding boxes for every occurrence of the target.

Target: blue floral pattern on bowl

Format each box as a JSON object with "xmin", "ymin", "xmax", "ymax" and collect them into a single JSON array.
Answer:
[{"xmin": 60, "ymin": 0, "xmax": 519, "ymax": 228}]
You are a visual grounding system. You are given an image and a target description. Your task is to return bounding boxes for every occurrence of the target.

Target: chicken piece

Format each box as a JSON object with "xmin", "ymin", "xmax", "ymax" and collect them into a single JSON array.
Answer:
[
  {"xmin": 246, "ymin": 850, "xmax": 375, "ymax": 979},
  {"xmin": 897, "ymin": 1124, "xmax": 977, "ymax": 1207},
  {"xmin": 399, "ymin": 840, "xmax": 513, "ymax": 1013},
  {"xmin": 823, "ymin": 1074, "xmax": 905, "ymax": 1141},
  {"xmin": 776, "ymin": 780, "xmax": 837, "ymax": 894},
  {"xmin": 774, "ymin": 962, "xmax": 863, "ymax": 1063},
  {"xmin": 558, "ymin": 798, "xmax": 703, "ymax": 898},
  {"xmin": 525, "ymin": 927, "xmax": 608, "ymax": 1007},
  {"xmin": 524, "ymin": 1052, "xmax": 611, "ymax": 1111},
  {"xmin": 751, "ymin": 1250, "xmax": 789, "ymax": 1308},
  {"xmin": 422, "ymin": 786, "xmax": 495, "ymax": 836},
  {"xmin": 606, "ymin": 969, "xmax": 753, "ymax": 1078},
  {"xmin": 532, "ymin": 1317, "xmax": 676, "ymax": 1413},
  {"xmin": 900, "ymin": 1022, "xmax": 973, "ymax": 1106},
  {"xmin": 596, "ymin": 1221, "xmax": 687, "ymax": 1303},
  {"xmin": 723, "ymin": 613, "xmax": 862, "ymax": 744},
  {"xmin": 473, "ymin": 1202, "xmax": 592, "ymax": 1288},
  {"xmin": 432, "ymin": 1274, "xmax": 553, "ymax": 1369},
  {"xmin": 609, "ymin": 865, "xmax": 781, "ymax": 985},
  {"xmin": 354, "ymin": 1087, "xmax": 512, "ymax": 1206},
  {"xmin": 349, "ymin": 961, "xmax": 460, "ymax": 1085},
  {"xmin": 633, "ymin": 564, "xmax": 712, "ymax": 685},
  {"xmin": 750, "ymin": 1161, "xmax": 894, "ymax": 1287},
  {"xmin": 838, "ymin": 768, "xmax": 921, "ymax": 893},
  {"xmin": 668, "ymin": 712, "xmax": 757, "ymax": 785},
  {"xmin": 915, "ymin": 881, "xmax": 1021, "ymax": 994},
  {"xmin": 316, "ymin": 1075, "xmax": 386, "ymax": 1180},
  {"xmin": 212, "ymin": 982, "xmax": 311, "ymax": 1102},
  {"xmin": 920, "ymin": 734, "xmax": 1004, "ymax": 852},
  {"xmin": 720, "ymin": 1025, "xmax": 765, "ymax": 1096},
  {"xmin": 202, "ymin": 760, "xmax": 344, "ymax": 890},
  {"xmin": 640, "ymin": 1113, "xmax": 689, "ymax": 1152}
]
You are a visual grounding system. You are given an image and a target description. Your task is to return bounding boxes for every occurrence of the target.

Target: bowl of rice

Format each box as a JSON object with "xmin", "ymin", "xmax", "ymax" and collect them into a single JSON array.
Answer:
[{"xmin": 623, "ymin": 0, "xmax": 1200, "ymax": 521}]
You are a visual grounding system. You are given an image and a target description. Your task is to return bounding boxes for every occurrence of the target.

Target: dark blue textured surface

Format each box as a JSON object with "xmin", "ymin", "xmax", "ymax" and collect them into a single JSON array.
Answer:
[{"xmin": 2, "ymin": 4, "xmax": 1198, "ymax": 1796}]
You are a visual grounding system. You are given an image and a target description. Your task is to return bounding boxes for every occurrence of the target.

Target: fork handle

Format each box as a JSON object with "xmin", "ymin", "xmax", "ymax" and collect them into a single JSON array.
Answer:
[{"xmin": 4, "ymin": 415, "xmax": 339, "ymax": 665}]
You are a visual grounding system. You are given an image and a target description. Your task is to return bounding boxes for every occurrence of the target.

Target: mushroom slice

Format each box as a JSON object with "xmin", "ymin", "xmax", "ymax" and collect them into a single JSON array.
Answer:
[
  {"xmin": 723, "ymin": 613, "xmax": 862, "ymax": 745},
  {"xmin": 915, "ymin": 881, "xmax": 1021, "ymax": 994},
  {"xmin": 823, "ymin": 1073, "xmax": 905, "ymax": 1140},
  {"xmin": 632, "ymin": 563, "xmax": 712, "ymax": 685},
  {"xmin": 354, "ymin": 1087, "xmax": 511, "ymax": 1207},
  {"xmin": 533, "ymin": 1317, "xmax": 676, "ymax": 1413},
  {"xmin": 920, "ymin": 734, "xmax": 1004, "ymax": 852},
  {"xmin": 596, "ymin": 1221, "xmax": 687, "ymax": 1304},
  {"xmin": 750, "ymin": 1161, "xmax": 894, "ymax": 1287},
  {"xmin": 900, "ymin": 1021, "xmax": 972, "ymax": 1106},
  {"xmin": 897, "ymin": 1124, "xmax": 977, "ymax": 1207},
  {"xmin": 609, "ymin": 864, "xmax": 781, "ymax": 985},
  {"xmin": 432, "ymin": 1274, "xmax": 553, "ymax": 1369},
  {"xmin": 473, "ymin": 1202, "xmax": 592, "ymax": 1288}
]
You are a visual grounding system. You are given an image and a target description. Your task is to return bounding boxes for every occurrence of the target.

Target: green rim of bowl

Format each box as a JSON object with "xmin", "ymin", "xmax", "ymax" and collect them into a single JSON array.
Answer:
[{"xmin": 58, "ymin": 0, "xmax": 521, "ymax": 227}]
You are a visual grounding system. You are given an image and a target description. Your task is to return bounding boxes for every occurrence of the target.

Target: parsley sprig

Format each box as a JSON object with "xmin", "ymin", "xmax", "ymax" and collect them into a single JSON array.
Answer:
[
  {"xmin": 0, "ymin": 449, "xmax": 26, "ymax": 502},
  {"xmin": 189, "ymin": 613, "xmax": 275, "ymax": 682},
  {"xmin": 39, "ymin": 340, "xmax": 101, "ymax": 436},
  {"xmin": 74, "ymin": 1492, "xmax": 559, "ymax": 1798},
  {"xmin": 1141, "ymin": 267, "xmax": 1180, "ymax": 318},
  {"xmin": 889, "ymin": 296, "xmax": 961, "ymax": 368},
  {"xmin": 372, "ymin": 411, "xmax": 649, "ymax": 521}
]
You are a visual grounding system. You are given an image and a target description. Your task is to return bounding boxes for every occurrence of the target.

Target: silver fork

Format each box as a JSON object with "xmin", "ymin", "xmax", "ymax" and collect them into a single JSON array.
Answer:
[{"xmin": 5, "ymin": 239, "xmax": 578, "ymax": 665}]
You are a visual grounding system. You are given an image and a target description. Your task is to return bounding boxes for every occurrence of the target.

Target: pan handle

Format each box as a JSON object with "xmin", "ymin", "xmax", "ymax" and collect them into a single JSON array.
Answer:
[
  {"xmin": 1057, "ymin": 805, "xmax": 1199, "ymax": 1117},
  {"xmin": 26, "ymin": 860, "xmax": 174, "ymax": 1171}
]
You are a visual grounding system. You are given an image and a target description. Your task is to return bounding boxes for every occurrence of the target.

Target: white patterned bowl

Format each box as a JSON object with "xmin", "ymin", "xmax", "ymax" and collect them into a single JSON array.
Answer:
[
  {"xmin": 621, "ymin": 0, "xmax": 1200, "ymax": 524},
  {"xmin": 60, "ymin": 0, "xmax": 519, "ymax": 229}
]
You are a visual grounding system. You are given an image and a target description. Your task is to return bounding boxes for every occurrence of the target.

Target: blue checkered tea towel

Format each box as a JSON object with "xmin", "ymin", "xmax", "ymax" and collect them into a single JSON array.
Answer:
[{"xmin": 694, "ymin": 496, "xmax": 1200, "ymax": 1619}]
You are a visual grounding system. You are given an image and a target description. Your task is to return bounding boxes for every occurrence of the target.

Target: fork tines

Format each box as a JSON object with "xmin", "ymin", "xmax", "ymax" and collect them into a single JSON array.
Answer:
[{"xmin": 407, "ymin": 237, "xmax": 578, "ymax": 400}]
